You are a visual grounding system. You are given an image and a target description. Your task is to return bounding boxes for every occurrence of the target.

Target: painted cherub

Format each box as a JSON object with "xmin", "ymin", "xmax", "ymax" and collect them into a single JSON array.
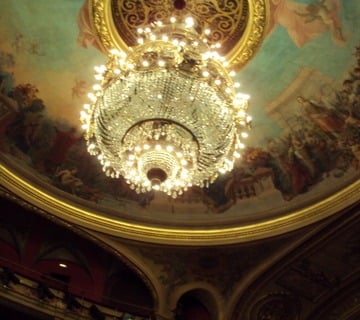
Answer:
[
  {"xmin": 71, "ymin": 78, "xmax": 88, "ymax": 99},
  {"xmin": 294, "ymin": 0, "xmax": 346, "ymax": 45},
  {"xmin": 267, "ymin": 0, "xmax": 346, "ymax": 47}
]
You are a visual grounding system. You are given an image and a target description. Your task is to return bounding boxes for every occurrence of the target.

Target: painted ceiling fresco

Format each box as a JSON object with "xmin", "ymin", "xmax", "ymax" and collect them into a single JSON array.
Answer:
[{"xmin": 0, "ymin": 0, "xmax": 359, "ymax": 233}]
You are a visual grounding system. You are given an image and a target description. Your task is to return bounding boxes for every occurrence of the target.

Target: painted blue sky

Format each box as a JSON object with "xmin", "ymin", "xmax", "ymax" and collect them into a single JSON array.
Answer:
[
  {"xmin": 0, "ymin": 0, "xmax": 359, "ymax": 138},
  {"xmin": 0, "ymin": 0, "xmax": 105, "ymax": 122},
  {"xmin": 238, "ymin": 0, "xmax": 360, "ymax": 141},
  {"xmin": 0, "ymin": 0, "xmax": 100, "ymax": 72}
]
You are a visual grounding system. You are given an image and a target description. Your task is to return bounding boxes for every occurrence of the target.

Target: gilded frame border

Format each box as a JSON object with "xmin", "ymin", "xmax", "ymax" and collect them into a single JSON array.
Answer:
[{"xmin": 1, "ymin": 162, "xmax": 359, "ymax": 246}]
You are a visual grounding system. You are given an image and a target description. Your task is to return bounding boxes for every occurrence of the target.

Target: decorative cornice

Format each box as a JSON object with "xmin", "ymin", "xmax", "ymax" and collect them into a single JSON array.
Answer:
[{"xmin": 1, "ymin": 160, "xmax": 359, "ymax": 245}]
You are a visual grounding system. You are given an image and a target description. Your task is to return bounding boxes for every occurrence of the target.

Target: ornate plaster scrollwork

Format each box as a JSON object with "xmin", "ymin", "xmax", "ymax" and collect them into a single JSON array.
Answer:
[
  {"xmin": 250, "ymin": 292, "xmax": 301, "ymax": 320},
  {"xmin": 91, "ymin": 0, "xmax": 268, "ymax": 71}
]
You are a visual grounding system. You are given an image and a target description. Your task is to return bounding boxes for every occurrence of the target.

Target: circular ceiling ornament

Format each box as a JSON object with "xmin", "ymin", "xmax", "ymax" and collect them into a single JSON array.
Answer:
[{"xmin": 90, "ymin": 0, "xmax": 269, "ymax": 71}]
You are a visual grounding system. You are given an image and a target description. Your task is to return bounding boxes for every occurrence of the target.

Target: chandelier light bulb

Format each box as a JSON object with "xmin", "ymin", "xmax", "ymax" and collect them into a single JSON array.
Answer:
[
  {"xmin": 202, "ymin": 70, "xmax": 210, "ymax": 77},
  {"xmin": 80, "ymin": 17, "xmax": 251, "ymax": 198},
  {"xmin": 185, "ymin": 17, "xmax": 195, "ymax": 28}
]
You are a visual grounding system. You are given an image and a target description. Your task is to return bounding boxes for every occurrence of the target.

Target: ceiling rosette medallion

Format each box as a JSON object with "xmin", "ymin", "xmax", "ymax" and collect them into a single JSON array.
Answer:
[{"xmin": 90, "ymin": 0, "xmax": 269, "ymax": 71}]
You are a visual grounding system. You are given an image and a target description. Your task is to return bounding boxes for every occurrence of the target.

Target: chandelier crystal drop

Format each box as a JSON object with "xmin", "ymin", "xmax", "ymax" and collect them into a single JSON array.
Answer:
[{"xmin": 80, "ymin": 17, "xmax": 251, "ymax": 198}]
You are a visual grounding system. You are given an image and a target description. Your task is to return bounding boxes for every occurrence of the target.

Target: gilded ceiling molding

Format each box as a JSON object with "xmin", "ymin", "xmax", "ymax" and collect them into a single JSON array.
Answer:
[
  {"xmin": 1, "ymin": 161, "xmax": 359, "ymax": 246},
  {"xmin": 90, "ymin": 0, "xmax": 269, "ymax": 70},
  {"xmin": 226, "ymin": 0, "xmax": 269, "ymax": 71},
  {"xmin": 91, "ymin": 0, "xmax": 122, "ymax": 53}
]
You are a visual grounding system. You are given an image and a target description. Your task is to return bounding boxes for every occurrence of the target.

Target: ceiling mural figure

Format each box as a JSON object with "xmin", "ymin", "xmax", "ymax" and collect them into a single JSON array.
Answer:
[
  {"xmin": 268, "ymin": 0, "xmax": 347, "ymax": 47},
  {"xmin": 0, "ymin": 0, "xmax": 359, "ymax": 243}
]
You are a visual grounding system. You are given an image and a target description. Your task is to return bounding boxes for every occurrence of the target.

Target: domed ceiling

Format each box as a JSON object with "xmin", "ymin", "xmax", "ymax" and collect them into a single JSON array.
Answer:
[{"xmin": 0, "ymin": 0, "xmax": 359, "ymax": 244}]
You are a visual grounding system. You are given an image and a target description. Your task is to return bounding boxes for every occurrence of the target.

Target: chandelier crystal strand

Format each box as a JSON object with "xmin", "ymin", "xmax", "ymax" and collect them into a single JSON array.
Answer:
[{"xmin": 80, "ymin": 17, "xmax": 251, "ymax": 198}]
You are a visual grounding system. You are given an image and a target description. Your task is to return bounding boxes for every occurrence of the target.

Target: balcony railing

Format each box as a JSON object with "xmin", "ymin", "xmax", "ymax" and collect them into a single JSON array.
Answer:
[{"xmin": 0, "ymin": 259, "xmax": 153, "ymax": 320}]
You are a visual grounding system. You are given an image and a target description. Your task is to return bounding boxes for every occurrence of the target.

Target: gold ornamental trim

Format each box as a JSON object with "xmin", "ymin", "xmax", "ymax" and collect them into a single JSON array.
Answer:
[
  {"xmin": 1, "ymin": 162, "xmax": 359, "ymax": 246},
  {"xmin": 227, "ymin": 0, "xmax": 269, "ymax": 70},
  {"xmin": 90, "ymin": 0, "xmax": 269, "ymax": 70},
  {"xmin": 91, "ymin": 0, "xmax": 126, "ymax": 53}
]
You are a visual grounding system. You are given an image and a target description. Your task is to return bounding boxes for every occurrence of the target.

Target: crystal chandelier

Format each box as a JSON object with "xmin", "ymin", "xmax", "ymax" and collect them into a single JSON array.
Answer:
[{"xmin": 80, "ymin": 16, "xmax": 251, "ymax": 198}]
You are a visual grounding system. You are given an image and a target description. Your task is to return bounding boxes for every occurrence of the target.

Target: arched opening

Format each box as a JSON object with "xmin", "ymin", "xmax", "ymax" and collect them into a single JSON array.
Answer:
[
  {"xmin": 103, "ymin": 268, "xmax": 154, "ymax": 317},
  {"xmin": 175, "ymin": 289, "xmax": 217, "ymax": 320}
]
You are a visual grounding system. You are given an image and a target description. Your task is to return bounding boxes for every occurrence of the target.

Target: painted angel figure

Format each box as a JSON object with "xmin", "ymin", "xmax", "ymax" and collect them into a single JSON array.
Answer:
[{"xmin": 268, "ymin": 0, "xmax": 347, "ymax": 47}]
